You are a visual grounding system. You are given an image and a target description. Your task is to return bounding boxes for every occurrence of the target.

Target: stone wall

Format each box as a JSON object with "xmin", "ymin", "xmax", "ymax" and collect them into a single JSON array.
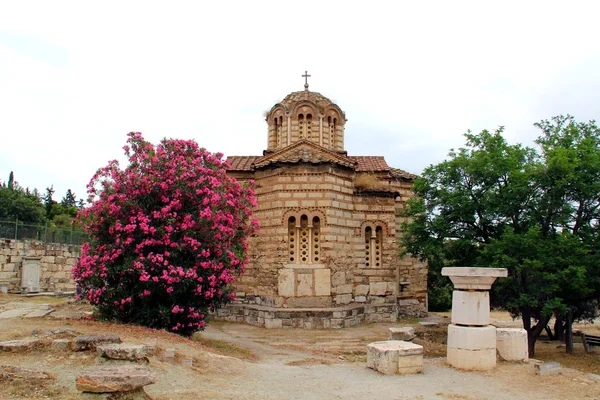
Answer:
[
  {"xmin": 229, "ymin": 162, "xmax": 427, "ymax": 318},
  {"xmin": 0, "ymin": 239, "xmax": 79, "ymax": 293}
]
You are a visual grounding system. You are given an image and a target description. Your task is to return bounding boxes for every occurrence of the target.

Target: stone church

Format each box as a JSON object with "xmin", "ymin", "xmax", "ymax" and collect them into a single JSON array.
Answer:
[{"xmin": 220, "ymin": 75, "xmax": 427, "ymax": 328}]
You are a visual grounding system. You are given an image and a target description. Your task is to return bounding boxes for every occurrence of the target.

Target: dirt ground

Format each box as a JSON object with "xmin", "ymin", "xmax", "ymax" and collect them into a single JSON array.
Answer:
[{"xmin": 1, "ymin": 294, "xmax": 599, "ymax": 400}]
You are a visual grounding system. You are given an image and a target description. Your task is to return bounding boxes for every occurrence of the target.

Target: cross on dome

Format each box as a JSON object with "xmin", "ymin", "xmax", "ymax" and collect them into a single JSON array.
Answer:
[{"xmin": 302, "ymin": 70, "xmax": 311, "ymax": 91}]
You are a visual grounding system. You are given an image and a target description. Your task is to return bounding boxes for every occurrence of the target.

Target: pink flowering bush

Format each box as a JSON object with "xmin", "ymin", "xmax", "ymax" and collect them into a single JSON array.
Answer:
[{"xmin": 73, "ymin": 132, "xmax": 258, "ymax": 336}]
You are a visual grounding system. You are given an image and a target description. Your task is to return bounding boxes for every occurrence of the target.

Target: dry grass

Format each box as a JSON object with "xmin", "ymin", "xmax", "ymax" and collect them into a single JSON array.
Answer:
[
  {"xmin": 192, "ymin": 335, "xmax": 259, "ymax": 361},
  {"xmin": 354, "ymin": 173, "xmax": 383, "ymax": 190}
]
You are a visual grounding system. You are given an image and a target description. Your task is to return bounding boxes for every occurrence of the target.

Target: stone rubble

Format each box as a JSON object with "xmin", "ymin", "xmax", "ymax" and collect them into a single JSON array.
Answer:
[
  {"xmin": 72, "ymin": 334, "xmax": 122, "ymax": 351},
  {"xmin": 76, "ymin": 365, "xmax": 156, "ymax": 393},
  {"xmin": 388, "ymin": 327, "xmax": 415, "ymax": 341},
  {"xmin": 97, "ymin": 343, "xmax": 149, "ymax": 361}
]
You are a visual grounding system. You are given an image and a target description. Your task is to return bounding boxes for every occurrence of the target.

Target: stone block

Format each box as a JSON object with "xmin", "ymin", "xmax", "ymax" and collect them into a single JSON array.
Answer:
[
  {"xmin": 76, "ymin": 365, "xmax": 156, "ymax": 393},
  {"xmin": 535, "ymin": 362, "xmax": 561, "ymax": 376},
  {"xmin": 355, "ymin": 296, "xmax": 366, "ymax": 303},
  {"xmin": 447, "ymin": 324, "xmax": 496, "ymax": 350},
  {"xmin": 447, "ymin": 347, "xmax": 496, "ymax": 371},
  {"xmin": 334, "ymin": 284, "xmax": 353, "ymax": 294},
  {"xmin": 367, "ymin": 340, "xmax": 423, "ymax": 375},
  {"xmin": 278, "ymin": 268, "xmax": 294, "ymax": 297},
  {"xmin": 397, "ymin": 354, "xmax": 424, "ymax": 374},
  {"xmin": 354, "ymin": 284, "xmax": 369, "ymax": 296},
  {"xmin": 331, "ymin": 271, "xmax": 345, "ymax": 287},
  {"xmin": 72, "ymin": 334, "xmax": 121, "ymax": 351},
  {"xmin": 388, "ymin": 327, "xmax": 415, "ymax": 341},
  {"xmin": 441, "ymin": 267, "xmax": 507, "ymax": 290},
  {"xmin": 335, "ymin": 294, "xmax": 352, "ymax": 305},
  {"xmin": 451, "ymin": 290, "xmax": 490, "ymax": 326},
  {"xmin": 314, "ymin": 268, "xmax": 331, "ymax": 296},
  {"xmin": 160, "ymin": 348, "xmax": 175, "ymax": 360},
  {"xmin": 369, "ymin": 282, "xmax": 387, "ymax": 296},
  {"xmin": 0, "ymin": 339, "xmax": 44, "ymax": 352},
  {"xmin": 264, "ymin": 318, "xmax": 283, "ymax": 329},
  {"xmin": 97, "ymin": 343, "xmax": 148, "ymax": 361},
  {"xmin": 51, "ymin": 339, "xmax": 71, "ymax": 351},
  {"xmin": 496, "ymin": 328, "xmax": 528, "ymax": 362},
  {"xmin": 296, "ymin": 272, "xmax": 313, "ymax": 296}
]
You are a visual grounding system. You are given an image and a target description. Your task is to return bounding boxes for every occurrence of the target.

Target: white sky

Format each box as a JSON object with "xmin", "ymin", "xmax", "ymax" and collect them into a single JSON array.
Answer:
[{"xmin": 1, "ymin": 1, "xmax": 599, "ymax": 202}]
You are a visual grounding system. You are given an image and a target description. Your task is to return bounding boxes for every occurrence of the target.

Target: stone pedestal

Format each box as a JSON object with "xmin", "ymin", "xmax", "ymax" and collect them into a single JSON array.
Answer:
[{"xmin": 442, "ymin": 267, "xmax": 507, "ymax": 371}]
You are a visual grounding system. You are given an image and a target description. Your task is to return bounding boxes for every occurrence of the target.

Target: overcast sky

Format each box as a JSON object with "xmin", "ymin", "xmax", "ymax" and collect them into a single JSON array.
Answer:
[{"xmin": 1, "ymin": 1, "xmax": 599, "ymax": 202}]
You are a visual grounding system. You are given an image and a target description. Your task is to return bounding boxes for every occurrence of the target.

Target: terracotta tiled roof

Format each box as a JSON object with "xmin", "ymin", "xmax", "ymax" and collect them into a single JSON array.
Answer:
[
  {"xmin": 254, "ymin": 140, "xmax": 356, "ymax": 169},
  {"xmin": 226, "ymin": 156, "xmax": 262, "ymax": 171},
  {"xmin": 349, "ymin": 156, "xmax": 391, "ymax": 172},
  {"xmin": 280, "ymin": 90, "xmax": 333, "ymax": 108},
  {"xmin": 390, "ymin": 167, "xmax": 420, "ymax": 180}
]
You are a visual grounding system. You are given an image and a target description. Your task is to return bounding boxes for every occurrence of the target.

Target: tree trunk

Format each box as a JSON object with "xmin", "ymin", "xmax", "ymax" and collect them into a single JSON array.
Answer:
[
  {"xmin": 554, "ymin": 315, "xmax": 564, "ymax": 341},
  {"xmin": 522, "ymin": 308, "xmax": 550, "ymax": 357},
  {"xmin": 544, "ymin": 325, "xmax": 554, "ymax": 340},
  {"xmin": 565, "ymin": 308, "xmax": 574, "ymax": 354}
]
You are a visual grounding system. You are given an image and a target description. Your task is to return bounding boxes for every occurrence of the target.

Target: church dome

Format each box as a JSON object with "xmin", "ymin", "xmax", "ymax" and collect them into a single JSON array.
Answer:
[
  {"xmin": 265, "ymin": 79, "xmax": 347, "ymax": 153},
  {"xmin": 280, "ymin": 90, "xmax": 335, "ymax": 111}
]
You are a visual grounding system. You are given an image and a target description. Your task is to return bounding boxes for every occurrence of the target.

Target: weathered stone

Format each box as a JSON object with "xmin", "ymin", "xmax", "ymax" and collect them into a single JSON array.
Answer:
[
  {"xmin": 160, "ymin": 348, "xmax": 176, "ymax": 360},
  {"xmin": 51, "ymin": 338, "xmax": 71, "ymax": 351},
  {"xmin": 24, "ymin": 309, "xmax": 54, "ymax": 318},
  {"xmin": 441, "ymin": 267, "xmax": 507, "ymax": 290},
  {"xmin": 496, "ymin": 328, "xmax": 528, "ymax": 362},
  {"xmin": 0, "ymin": 365, "xmax": 55, "ymax": 380},
  {"xmin": 72, "ymin": 334, "xmax": 121, "ymax": 351},
  {"xmin": 388, "ymin": 327, "xmax": 415, "ymax": 341},
  {"xmin": 367, "ymin": 340, "xmax": 423, "ymax": 375},
  {"xmin": 0, "ymin": 338, "xmax": 43, "ymax": 352},
  {"xmin": 354, "ymin": 284, "xmax": 369, "ymax": 296},
  {"xmin": 447, "ymin": 324, "xmax": 497, "ymax": 370},
  {"xmin": 369, "ymin": 282, "xmax": 388, "ymax": 296},
  {"xmin": 451, "ymin": 290, "xmax": 490, "ymax": 326},
  {"xmin": 314, "ymin": 269, "xmax": 331, "ymax": 296},
  {"xmin": 76, "ymin": 365, "xmax": 156, "ymax": 393},
  {"xmin": 79, "ymin": 388, "xmax": 152, "ymax": 399},
  {"xmin": 535, "ymin": 362, "xmax": 561, "ymax": 376},
  {"xmin": 97, "ymin": 343, "xmax": 148, "ymax": 361}
]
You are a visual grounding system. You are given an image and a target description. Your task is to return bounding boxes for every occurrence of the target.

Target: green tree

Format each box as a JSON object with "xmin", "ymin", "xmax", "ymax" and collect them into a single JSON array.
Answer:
[
  {"xmin": 7, "ymin": 171, "xmax": 14, "ymax": 190},
  {"xmin": 60, "ymin": 189, "xmax": 77, "ymax": 208},
  {"xmin": 401, "ymin": 117, "xmax": 600, "ymax": 356},
  {"xmin": 0, "ymin": 183, "xmax": 46, "ymax": 224}
]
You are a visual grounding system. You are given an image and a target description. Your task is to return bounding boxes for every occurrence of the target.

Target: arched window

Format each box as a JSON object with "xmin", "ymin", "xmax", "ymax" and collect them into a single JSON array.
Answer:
[
  {"xmin": 306, "ymin": 113, "xmax": 312, "ymax": 140},
  {"xmin": 288, "ymin": 214, "xmax": 321, "ymax": 264},
  {"xmin": 329, "ymin": 117, "xmax": 337, "ymax": 148},
  {"xmin": 365, "ymin": 225, "xmax": 383, "ymax": 267},
  {"xmin": 298, "ymin": 114, "xmax": 305, "ymax": 139},
  {"xmin": 275, "ymin": 115, "xmax": 283, "ymax": 147}
]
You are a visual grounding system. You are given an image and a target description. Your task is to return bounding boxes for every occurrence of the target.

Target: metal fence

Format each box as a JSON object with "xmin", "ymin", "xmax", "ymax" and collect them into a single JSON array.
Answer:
[{"xmin": 0, "ymin": 220, "xmax": 88, "ymax": 245}]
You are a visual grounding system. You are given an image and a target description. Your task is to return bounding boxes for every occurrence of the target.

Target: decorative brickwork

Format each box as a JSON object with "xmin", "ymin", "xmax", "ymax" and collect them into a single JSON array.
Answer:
[{"xmin": 224, "ymin": 85, "xmax": 427, "ymax": 327}]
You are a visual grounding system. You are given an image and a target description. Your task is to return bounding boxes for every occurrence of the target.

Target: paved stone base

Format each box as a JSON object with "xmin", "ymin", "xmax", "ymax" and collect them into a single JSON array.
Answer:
[
  {"xmin": 215, "ymin": 303, "xmax": 399, "ymax": 329},
  {"xmin": 447, "ymin": 324, "xmax": 497, "ymax": 370},
  {"xmin": 367, "ymin": 340, "xmax": 423, "ymax": 375}
]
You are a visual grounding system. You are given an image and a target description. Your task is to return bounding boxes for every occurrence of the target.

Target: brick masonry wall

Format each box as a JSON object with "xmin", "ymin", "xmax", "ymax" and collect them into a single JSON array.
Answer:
[
  {"xmin": 0, "ymin": 239, "xmax": 79, "ymax": 292},
  {"xmin": 229, "ymin": 163, "xmax": 427, "ymax": 317}
]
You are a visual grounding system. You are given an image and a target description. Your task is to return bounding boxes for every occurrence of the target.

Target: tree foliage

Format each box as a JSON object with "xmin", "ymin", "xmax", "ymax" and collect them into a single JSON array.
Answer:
[
  {"xmin": 72, "ymin": 132, "xmax": 258, "ymax": 336},
  {"xmin": 401, "ymin": 116, "xmax": 600, "ymax": 356}
]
